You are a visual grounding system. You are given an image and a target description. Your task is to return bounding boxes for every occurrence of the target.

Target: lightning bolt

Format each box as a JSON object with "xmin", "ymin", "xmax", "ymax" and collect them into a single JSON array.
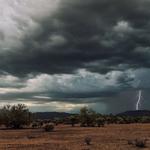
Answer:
[{"xmin": 136, "ymin": 90, "xmax": 142, "ymax": 111}]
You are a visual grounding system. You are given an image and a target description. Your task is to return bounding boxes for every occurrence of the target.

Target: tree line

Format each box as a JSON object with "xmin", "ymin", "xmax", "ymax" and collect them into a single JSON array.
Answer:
[{"xmin": 0, "ymin": 104, "xmax": 150, "ymax": 129}]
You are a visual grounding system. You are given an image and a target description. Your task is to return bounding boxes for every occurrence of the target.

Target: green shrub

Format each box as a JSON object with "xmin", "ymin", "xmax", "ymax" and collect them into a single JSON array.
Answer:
[
  {"xmin": 44, "ymin": 123, "xmax": 54, "ymax": 132},
  {"xmin": 96, "ymin": 117, "xmax": 105, "ymax": 127}
]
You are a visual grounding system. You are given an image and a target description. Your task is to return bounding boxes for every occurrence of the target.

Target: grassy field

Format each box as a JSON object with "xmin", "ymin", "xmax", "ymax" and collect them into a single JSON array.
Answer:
[{"xmin": 0, "ymin": 124, "xmax": 150, "ymax": 150}]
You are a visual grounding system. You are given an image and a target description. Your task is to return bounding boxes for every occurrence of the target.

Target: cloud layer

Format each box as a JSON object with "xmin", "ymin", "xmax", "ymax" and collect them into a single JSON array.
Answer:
[
  {"xmin": 0, "ymin": 0, "xmax": 150, "ymax": 113},
  {"xmin": 0, "ymin": 0, "xmax": 150, "ymax": 75}
]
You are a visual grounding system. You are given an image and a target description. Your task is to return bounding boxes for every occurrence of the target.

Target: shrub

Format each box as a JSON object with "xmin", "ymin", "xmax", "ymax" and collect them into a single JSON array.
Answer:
[
  {"xmin": 127, "ymin": 139, "xmax": 134, "ymax": 145},
  {"xmin": 96, "ymin": 117, "xmax": 105, "ymax": 127},
  {"xmin": 32, "ymin": 122, "xmax": 38, "ymax": 128},
  {"xmin": 135, "ymin": 139, "xmax": 147, "ymax": 148},
  {"xmin": 84, "ymin": 136, "xmax": 92, "ymax": 145},
  {"xmin": 127, "ymin": 138, "xmax": 148, "ymax": 148},
  {"xmin": 44, "ymin": 123, "xmax": 54, "ymax": 132},
  {"xmin": 69, "ymin": 115, "xmax": 78, "ymax": 127},
  {"xmin": 0, "ymin": 104, "xmax": 32, "ymax": 129}
]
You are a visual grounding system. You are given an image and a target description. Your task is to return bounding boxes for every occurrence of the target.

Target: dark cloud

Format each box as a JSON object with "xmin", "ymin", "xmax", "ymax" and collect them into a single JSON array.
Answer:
[
  {"xmin": 0, "ymin": 0, "xmax": 150, "ymax": 76},
  {"xmin": 0, "ymin": 0, "xmax": 150, "ymax": 113}
]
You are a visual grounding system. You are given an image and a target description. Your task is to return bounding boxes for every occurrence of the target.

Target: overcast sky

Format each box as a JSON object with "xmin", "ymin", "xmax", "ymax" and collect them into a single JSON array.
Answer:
[{"xmin": 0, "ymin": 0, "xmax": 150, "ymax": 113}]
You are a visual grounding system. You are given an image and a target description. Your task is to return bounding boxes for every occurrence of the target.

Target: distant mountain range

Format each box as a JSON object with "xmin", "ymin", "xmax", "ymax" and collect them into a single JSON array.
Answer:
[
  {"xmin": 118, "ymin": 110, "xmax": 150, "ymax": 117},
  {"xmin": 33, "ymin": 112, "xmax": 72, "ymax": 120},
  {"xmin": 33, "ymin": 110, "xmax": 150, "ymax": 120}
]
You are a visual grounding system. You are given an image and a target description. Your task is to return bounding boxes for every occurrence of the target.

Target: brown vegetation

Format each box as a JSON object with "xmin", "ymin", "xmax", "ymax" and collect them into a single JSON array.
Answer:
[
  {"xmin": 0, "ymin": 105, "xmax": 150, "ymax": 149},
  {"xmin": 0, "ymin": 124, "xmax": 150, "ymax": 150}
]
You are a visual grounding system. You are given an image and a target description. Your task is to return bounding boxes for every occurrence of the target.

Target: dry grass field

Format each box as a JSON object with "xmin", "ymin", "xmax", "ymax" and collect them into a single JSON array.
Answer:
[{"xmin": 0, "ymin": 124, "xmax": 150, "ymax": 150}]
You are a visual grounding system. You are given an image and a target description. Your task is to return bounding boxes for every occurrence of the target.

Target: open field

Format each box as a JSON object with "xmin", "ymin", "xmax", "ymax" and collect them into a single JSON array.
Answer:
[{"xmin": 0, "ymin": 124, "xmax": 150, "ymax": 150}]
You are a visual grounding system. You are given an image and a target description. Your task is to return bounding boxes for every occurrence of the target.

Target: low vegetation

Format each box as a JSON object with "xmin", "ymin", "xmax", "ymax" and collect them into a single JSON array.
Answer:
[
  {"xmin": 0, "ymin": 124, "xmax": 149, "ymax": 149},
  {"xmin": 135, "ymin": 138, "xmax": 147, "ymax": 148},
  {"xmin": 0, "ymin": 104, "xmax": 150, "ymax": 149},
  {"xmin": 128, "ymin": 138, "xmax": 147, "ymax": 148},
  {"xmin": 84, "ymin": 136, "xmax": 92, "ymax": 145},
  {"xmin": 1, "ymin": 104, "xmax": 150, "ymax": 129},
  {"xmin": 44, "ymin": 123, "xmax": 54, "ymax": 132}
]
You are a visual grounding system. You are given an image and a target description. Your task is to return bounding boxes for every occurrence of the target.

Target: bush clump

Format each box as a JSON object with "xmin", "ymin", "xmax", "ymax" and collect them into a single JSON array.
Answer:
[
  {"xmin": 96, "ymin": 117, "xmax": 105, "ymax": 127},
  {"xmin": 84, "ymin": 136, "xmax": 92, "ymax": 145},
  {"xmin": 128, "ymin": 138, "xmax": 147, "ymax": 148},
  {"xmin": 44, "ymin": 123, "xmax": 54, "ymax": 132},
  {"xmin": 135, "ymin": 139, "xmax": 147, "ymax": 148}
]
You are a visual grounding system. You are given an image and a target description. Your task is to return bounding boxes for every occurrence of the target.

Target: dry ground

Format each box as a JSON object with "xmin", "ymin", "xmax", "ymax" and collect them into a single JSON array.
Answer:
[{"xmin": 0, "ymin": 124, "xmax": 150, "ymax": 150}]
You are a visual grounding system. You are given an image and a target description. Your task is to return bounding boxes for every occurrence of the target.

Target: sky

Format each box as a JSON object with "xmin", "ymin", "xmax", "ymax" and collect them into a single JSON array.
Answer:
[{"xmin": 0, "ymin": 0, "xmax": 150, "ymax": 113}]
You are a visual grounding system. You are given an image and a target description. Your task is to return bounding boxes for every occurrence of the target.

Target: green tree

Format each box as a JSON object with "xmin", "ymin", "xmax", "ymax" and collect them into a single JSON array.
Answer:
[
  {"xmin": 0, "ymin": 104, "xmax": 32, "ymax": 129},
  {"xmin": 80, "ymin": 107, "xmax": 89, "ymax": 127},
  {"xmin": 79, "ymin": 107, "xmax": 96, "ymax": 127},
  {"xmin": 0, "ymin": 105, "xmax": 12, "ymax": 127}
]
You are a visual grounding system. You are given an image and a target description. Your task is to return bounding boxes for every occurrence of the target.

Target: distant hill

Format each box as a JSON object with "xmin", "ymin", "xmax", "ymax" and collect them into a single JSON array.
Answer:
[
  {"xmin": 33, "ymin": 112, "xmax": 72, "ymax": 120},
  {"xmin": 118, "ymin": 110, "xmax": 150, "ymax": 117}
]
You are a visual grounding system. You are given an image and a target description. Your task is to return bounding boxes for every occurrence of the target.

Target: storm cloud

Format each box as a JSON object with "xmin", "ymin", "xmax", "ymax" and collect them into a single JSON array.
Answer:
[{"xmin": 0, "ymin": 0, "xmax": 150, "ymax": 113}]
